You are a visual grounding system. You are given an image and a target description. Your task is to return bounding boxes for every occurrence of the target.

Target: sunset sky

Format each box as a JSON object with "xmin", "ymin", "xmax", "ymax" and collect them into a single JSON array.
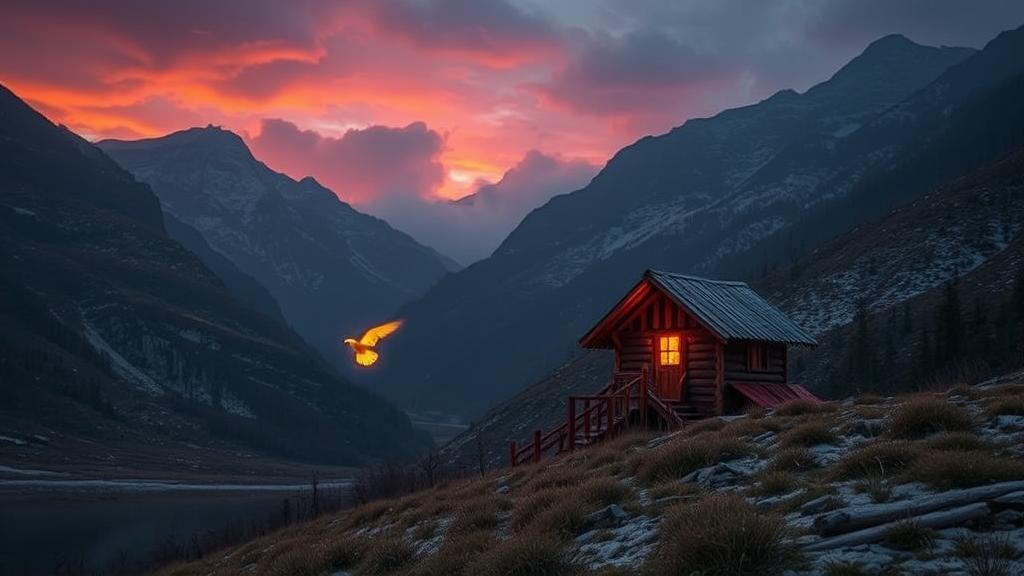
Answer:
[{"xmin": 3, "ymin": 0, "xmax": 1021, "ymax": 263}]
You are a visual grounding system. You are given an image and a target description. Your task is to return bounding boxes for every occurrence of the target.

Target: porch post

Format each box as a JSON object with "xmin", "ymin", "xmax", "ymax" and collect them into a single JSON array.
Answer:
[{"xmin": 568, "ymin": 398, "xmax": 576, "ymax": 452}]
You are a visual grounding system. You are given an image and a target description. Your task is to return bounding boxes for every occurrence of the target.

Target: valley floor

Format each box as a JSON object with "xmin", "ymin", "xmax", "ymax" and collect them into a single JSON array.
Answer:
[{"xmin": 154, "ymin": 371, "xmax": 1024, "ymax": 576}]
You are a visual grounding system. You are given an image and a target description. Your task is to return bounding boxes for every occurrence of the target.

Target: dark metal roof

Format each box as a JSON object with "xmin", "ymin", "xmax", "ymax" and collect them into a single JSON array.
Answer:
[{"xmin": 646, "ymin": 270, "xmax": 817, "ymax": 346}]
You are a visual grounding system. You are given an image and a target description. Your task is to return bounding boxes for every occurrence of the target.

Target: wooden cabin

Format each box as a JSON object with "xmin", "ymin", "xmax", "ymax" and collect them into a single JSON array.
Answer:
[{"xmin": 509, "ymin": 269, "xmax": 818, "ymax": 466}]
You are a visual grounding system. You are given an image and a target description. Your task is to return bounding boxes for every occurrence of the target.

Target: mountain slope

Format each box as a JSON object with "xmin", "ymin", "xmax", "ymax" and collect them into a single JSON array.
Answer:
[
  {"xmin": 378, "ymin": 33, "xmax": 981, "ymax": 418},
  {"xmin": 0, "ymin": 83, "xmax": 430, "ymax": 465},
  {"xmin": 441, "ymin": 147, "xmax": 1024, "ymax": 469},
  {"xmin": 163, "ymin": 212, "xmax": 285, "ymax": 322},
  {"xmin": 98, "ymin": 129, "xmax": 454, "ymax": 374}
]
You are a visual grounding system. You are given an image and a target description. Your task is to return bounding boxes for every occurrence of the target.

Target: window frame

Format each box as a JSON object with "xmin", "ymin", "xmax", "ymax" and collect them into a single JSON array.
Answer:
[
  {"xmin": 656, "ymin": 332, "xmax": 682, "ymax": 367},
  {"xmin": 747, "ymin": 342, "xmax": 771, "ymax": 372}
]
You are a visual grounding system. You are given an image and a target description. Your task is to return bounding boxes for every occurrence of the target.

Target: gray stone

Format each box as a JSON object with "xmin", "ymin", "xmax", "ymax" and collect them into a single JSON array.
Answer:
[
  {"xmin": 583, "ymin": 504, "xmax": 629, "ymax": 530},
  {"xmin": 995, "ymin": 415, "xmax": 1024, "ymax": 431},
  {"xmin": 801, "ymin": 494, "xmax": 843, "ymax": 516}
]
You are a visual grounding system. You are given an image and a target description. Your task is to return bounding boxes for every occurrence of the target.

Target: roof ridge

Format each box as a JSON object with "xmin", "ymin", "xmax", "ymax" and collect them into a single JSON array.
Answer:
[{"xmin": 645, "ymin": 269, "xmax": 749, "ymax": 287}]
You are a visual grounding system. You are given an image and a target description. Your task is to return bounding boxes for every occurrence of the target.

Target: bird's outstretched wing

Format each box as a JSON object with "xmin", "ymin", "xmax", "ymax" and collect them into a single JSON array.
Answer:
[
  {"xmin": 355, "ymin": 349, "xmax": 379, "ymax": 366},
  {"xmin": 359, "ymin": 320, "xmax": 403, "ymax": 347}
]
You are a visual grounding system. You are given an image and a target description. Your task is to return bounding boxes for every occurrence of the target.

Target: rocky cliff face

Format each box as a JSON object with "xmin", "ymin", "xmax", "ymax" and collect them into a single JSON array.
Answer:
[{"xmin": 99, "ymin": 128, "xmax": 454, "ymax": 374}]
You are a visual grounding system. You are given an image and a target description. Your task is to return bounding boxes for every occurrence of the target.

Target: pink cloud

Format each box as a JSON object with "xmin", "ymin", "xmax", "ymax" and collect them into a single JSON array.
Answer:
[{"xmin": 250, "ymin": 118, "xmax": 446, "ymax": 204}]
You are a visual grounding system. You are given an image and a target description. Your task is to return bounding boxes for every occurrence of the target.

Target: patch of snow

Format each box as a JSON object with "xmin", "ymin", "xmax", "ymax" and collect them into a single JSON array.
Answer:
[
  {"xmin": 0, "ymin": 435, "xmax": 27, "ymax": 445},
  {"xmin": 12, "ymin": 206, "xmax": 36, "ymax": 216},
  {"xmin": 82, "ymin": 323, "xmax": 164, "ymax": 396}
]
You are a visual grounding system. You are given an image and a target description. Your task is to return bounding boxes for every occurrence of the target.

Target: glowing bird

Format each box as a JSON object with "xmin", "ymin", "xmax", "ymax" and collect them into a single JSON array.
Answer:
[{"xmin": 343, "ymin": 320, "xmax": 403, "ymax": 367}]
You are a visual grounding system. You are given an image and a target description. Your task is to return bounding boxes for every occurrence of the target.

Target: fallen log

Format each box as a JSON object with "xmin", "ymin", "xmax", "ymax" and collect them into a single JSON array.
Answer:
[
  {"xmin": 813, "ymin": 481, "xmax": 1024, "ymax": 536},
  {"xmin": 805, "ymin": 502, "xmax": 990, "ymax": 551}
]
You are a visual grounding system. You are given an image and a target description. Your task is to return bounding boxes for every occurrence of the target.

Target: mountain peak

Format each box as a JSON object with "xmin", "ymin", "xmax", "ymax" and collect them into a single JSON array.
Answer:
[
  {"xmin": 804, "ymin": 34, "xmax": 974, "ymax": 114},
  {"xmin": 863, "ymin": 33, "xmax": 917, "ymax": 53}
]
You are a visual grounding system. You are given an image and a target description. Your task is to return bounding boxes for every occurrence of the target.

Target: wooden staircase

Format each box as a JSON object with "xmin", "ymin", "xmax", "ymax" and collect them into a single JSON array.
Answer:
[{"xmin": 509, "ymin": 367, "xmax": 688, "ymax": 466}]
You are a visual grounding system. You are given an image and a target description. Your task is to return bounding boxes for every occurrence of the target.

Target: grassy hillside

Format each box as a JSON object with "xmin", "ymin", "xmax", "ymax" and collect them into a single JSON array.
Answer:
[{"xmin": 159, "ymin": 376, "xmax": 1024, "ymax": 576}]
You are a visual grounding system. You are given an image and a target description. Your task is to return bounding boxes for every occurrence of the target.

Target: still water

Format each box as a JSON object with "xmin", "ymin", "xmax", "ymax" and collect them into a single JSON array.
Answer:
[{"xmin": 0, "ymin": 478, "xmax": 351, "ymax": 575}]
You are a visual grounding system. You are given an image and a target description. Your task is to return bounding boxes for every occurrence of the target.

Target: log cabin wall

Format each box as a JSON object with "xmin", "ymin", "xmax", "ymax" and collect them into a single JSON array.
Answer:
[
  {"xmin": 611, "ymin": 290, "xmax": 719, "ymax": 414},
  {"xmin": 685, "ymin": 330, "xmax": 719, "ymax": 415},
  {"xmin": 722, "ymin": 342, "xmax": 788, "ymax": 384}
]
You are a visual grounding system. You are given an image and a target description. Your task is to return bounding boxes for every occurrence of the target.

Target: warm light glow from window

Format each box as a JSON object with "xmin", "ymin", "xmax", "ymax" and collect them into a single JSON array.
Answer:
[{"xmin": 659, "ymin": 335, "xmax": 680, "ymax": 365}]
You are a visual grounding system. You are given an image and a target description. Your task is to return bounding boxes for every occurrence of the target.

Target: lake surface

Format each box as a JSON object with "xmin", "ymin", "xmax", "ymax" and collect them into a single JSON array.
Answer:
[{"xmin": 0, "ymin": 478, "xmax": 352, "ymax": 575}]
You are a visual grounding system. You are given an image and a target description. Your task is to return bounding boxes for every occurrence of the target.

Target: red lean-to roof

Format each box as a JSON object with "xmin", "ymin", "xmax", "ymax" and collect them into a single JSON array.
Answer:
[{"xmin": 730, "ymin": 382, "xmax": 821, "ymax": 408}]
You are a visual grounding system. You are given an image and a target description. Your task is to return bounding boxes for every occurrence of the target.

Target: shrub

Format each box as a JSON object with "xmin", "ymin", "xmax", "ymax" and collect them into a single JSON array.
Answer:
[
  {"xmin": 831, "ymin": 441, "xmax": 921, "ymax": 480},
  {"xmin": 360, "ymin": 537, "xmax": 414, "ymax": 575},
  {"xmin": 774, "ymin": 400, "xmax": 834, "ymax": 417},
  {"xmin": 647, "ymin": 493, "xmax": 800, "ymax": 576},
  {"xmin": 778, "ymin": 421, "xmax": 839, "ymax": 448},
  {"xmin": 638, "ymin": 437, "xmax": 751, "ymax": 484},
  {"xmin": 464, "ymin": 534, "xmax": 570, "ymax": 576},
  {"xmin": 880, "ymin": 521, "xmax": 935, "ymax": 551},
  {"xmin": 885, "ymin": 397, "xmax": 973, "ymax": 439},
  {"xmin": 766, "ymin": 447, "xmax": 817, "ymax": 473},
  {"xmin": 903, "ymin": 449, "xmax": 1024, "ymax": 489}
]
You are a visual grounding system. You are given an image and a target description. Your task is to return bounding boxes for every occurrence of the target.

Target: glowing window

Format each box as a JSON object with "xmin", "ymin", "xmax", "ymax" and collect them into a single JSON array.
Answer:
[{"xmin": 659, "ymin": 335, "xmax": 680, "ymax": 366}]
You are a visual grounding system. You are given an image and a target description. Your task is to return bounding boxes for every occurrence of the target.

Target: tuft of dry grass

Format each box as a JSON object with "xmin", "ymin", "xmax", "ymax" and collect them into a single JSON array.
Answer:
[
  {"xmin": 513, "ymin": 476, "xmax": 631, "ymax": 537},
  {"xmin": 822, "ymin": 562, "xmax": 869, "ymax": 576},
  {"xmin": 778, "ymin": 420, "xmax": 839, "ymax": 448},
  {"xmin": 344, "ymin": 500, "xmax": 393, "ymax": 530},
  {"xmin": 766, "ymin": 447, "xmax": 817, "ymax": 474},
  {"xmin": 955, "ymin": 534, "xmax": 1021, "ymax": 576},
  {"xmin": 752, "ymin": 471, "xmax": 797, "ymax": 497},
  {"xmin": 831, "ymin": 441, "xmax": 921, "ymax": 480},
  {"xmin": 449, "ymin": 496, "xmax": 506, "ymax": 535},
  {"xmin": 984, "ymin": 396, "xmax": 1024, "ymax": 418},
  {"xmin": 682, "ymin": 418, "xmax": 727, "ymax": 437},
  {"xmin": 409, "ymin": 530, "xmax": 496, "ymax": 576},
  {"xmin": 902, "ymin": 449, "xmax": 1024, "ymax": 489},
  {"xmin": 647, "ymin": 480, "xmax": 703, "ymax": 502},
  {"xmin": 885, "ymin": 397, "xmax": 973, "ymax": 439},
  {"xmin": 774, "ymin": 400, "xmax": 835, "ymax": 417},
  {"xmin": 880, "ymin": 521, "xmax": 935, "ymax": 551},
  {"xmin": 922, "ymin": 431, "xmax": 991, "ymax": 452},
  {"xmin": 354, "ymin": 537, "xmax": 415, "ymax": 575},
  {"xmin": 577, "ymin": 477, "xmax": 631, "ymax": 507},
  {"xmin": 646, "ymin": 493, "xmax": 800, "ymax": 576},
  {"xmin": 854, "ymin": 393, "xmax": 886, "ymax": 405},
  {"xmin": 463, "ymin": 533, "xmax": 571, "ymax": 576},
  {"xmin": 637, "ymin": 436, "xmax": 752, "ymax": 484}
]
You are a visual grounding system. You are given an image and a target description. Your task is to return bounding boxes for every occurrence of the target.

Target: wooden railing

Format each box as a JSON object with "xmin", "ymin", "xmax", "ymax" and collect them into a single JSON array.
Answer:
[{"xmin": 511, "ymin": 365, "xmax": 701, "ymax": 466}]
